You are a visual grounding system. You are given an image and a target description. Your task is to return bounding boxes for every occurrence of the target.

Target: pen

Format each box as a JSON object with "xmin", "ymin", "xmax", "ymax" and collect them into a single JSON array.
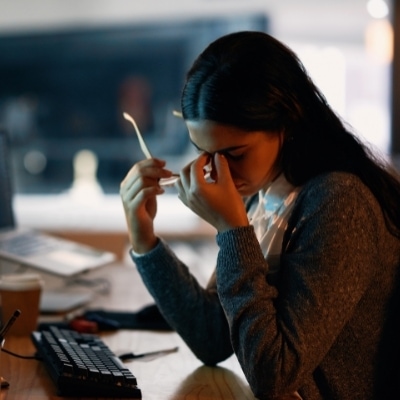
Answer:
[
  {"xmin": 118, "ymin": 346, "xmax": 179, "ymax": 361},
  {"xmin": 0, "ymin": 309, "xmax": 21, "ymax": 345}
]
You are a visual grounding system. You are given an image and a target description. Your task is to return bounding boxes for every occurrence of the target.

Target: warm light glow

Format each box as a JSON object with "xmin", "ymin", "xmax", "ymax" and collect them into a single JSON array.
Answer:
[
  {"xmin": 367, "ymin": 0, "xmax": 389, "ymax": 19},
  {"xmin": 365, "ymin": 19, "xmax": 393, "ymax": 64}
]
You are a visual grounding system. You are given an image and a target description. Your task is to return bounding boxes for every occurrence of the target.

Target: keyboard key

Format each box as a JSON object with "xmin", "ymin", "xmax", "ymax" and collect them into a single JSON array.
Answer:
[{"xmin": 31, "ymin": 327, "xmax": 141, "ymax": 398}]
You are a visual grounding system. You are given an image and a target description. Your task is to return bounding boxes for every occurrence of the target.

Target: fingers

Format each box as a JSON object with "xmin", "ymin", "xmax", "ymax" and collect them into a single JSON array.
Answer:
[
  {"xmin": 182, "ymin": 153, "xmax": 209, "ymax": 188},
  {"xmin": 187, "ymin": 152, "xmax": 232, "ymax": 187},
  {"xmin": 121, "ymin": 158, "xmax": 170, "ymax": 186},
  {"xmin": 213, "ymin": 153, "xmax": 232, "ymax": 184},
  {"xmin": 120, "ymin": 158, "xmax": 170, "ymax": 213},
  {"xmin": 202, "ymin": 153, "xmax": 235, "ymax": 191},
  {"xmin": 121, "ymin": 178, "xmax": 163, "ymax": 212},
  {"xmin": 121, "ymin": 158, "xmax": 174, "ymax": 195}
]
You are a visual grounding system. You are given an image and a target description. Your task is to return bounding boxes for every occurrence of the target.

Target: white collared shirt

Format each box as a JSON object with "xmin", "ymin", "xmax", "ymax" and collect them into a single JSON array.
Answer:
[{"xmin": 248, "ymin": 173, "xmax": 301, "ymax": 272}]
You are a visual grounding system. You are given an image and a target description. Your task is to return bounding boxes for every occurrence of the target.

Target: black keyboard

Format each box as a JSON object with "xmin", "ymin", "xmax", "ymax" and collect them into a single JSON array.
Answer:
[{"xmin": 31, "ymin": 326, "xmax": 142, "ymax": 398}]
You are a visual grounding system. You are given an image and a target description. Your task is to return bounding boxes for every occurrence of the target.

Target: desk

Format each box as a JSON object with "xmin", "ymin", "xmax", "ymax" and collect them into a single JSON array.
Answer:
[
  {"xmin": 14, "ymin": 193, "xmax": 216, "ymax": 262},
  {"xmin": 1, "ymin": 264, "xmax": 255, "ymax": 399}
]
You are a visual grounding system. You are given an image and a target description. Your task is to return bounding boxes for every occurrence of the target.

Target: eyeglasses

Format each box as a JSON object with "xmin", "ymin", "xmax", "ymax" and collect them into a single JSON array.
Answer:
[{"xmin": 123, "ymin": 112, "xmax": 179, "ymax": 186}]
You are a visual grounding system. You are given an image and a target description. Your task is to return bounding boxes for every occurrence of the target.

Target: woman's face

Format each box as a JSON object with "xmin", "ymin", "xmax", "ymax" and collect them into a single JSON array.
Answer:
[{"xmin": 186, "ymin": 120, "xmax": 283, "ymax": 196}]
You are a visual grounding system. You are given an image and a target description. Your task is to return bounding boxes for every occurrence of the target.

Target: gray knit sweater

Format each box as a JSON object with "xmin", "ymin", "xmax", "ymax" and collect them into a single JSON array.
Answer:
[{"xmin": 132, "ymin": 172, "xmax": 400, "ymax": 399}]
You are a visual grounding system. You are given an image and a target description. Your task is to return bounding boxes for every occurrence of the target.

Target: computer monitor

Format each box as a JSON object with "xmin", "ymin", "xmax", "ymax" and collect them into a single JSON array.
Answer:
[
  {"xmin": 0, "ymin": 127, "xmax": 16, "ymax": 229},
  {"xmin": 0, "ymin": 14, "xmax": 268, "ymax": 194}
]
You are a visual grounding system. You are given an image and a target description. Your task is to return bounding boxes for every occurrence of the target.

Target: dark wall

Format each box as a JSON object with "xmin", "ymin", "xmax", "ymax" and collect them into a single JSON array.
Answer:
[{"xmin": 392, "ymin": 0, "xmax": 400, "ymax": 155}]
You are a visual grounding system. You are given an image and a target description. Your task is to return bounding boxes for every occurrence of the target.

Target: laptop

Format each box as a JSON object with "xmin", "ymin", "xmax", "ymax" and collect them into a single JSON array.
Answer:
[{"xmin": 0, "ymin": 127, "xmax": 116, "ymax": 278}]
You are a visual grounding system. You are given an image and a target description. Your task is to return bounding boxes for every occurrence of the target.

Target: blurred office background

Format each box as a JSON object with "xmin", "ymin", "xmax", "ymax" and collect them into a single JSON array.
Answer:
[{"xmin": 0, "ymin": 0, "xmax": 395, "ymax": 195}]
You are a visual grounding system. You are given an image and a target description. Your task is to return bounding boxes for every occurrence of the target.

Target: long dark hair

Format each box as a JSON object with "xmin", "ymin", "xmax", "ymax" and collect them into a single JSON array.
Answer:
[{"xmin": 181, "ymin": 30, "xmax": 400, "ymax": 237}]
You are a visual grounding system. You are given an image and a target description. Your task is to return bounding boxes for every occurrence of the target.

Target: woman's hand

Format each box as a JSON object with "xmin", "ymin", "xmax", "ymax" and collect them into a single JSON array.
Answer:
[
  {"xmin": 175, "ymin": 153, "xmax": 249, "ymax": 232},
  {"xmin": 120, "ymin": 158, "xmax": 173, "ymax": 254}
]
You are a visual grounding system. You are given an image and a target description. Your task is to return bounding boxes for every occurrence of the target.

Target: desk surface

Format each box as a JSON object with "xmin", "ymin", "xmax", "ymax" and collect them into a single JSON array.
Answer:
[{"xmin": 1, "ymin": 264, "xmax": 255, "ymax": 400}]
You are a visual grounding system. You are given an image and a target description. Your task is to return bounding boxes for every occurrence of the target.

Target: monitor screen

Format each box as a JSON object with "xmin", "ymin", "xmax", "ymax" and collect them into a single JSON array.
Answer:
[
  {"xmin": 0, "ymin": 128, "xmax": 16, "ymax": 228},
  {"xmin": 0, "ymin": 15, "xmax": 268, "ymax": 194}
]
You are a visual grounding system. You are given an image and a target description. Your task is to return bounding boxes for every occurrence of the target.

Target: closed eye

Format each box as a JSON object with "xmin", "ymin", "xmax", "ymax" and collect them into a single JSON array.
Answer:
[
  {"xmin": 190, "ymin": 139, "xmax": 247, "ymax": 159},
  {"xmin": 222, "ymin": 151, "xmax": 245, "ymax": 161}
]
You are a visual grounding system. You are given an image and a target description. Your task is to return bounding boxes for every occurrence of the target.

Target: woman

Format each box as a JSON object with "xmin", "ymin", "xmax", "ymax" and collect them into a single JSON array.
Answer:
[{"xmin": 120, "ymin": 31, "xmax": 400, "ymax": 399}]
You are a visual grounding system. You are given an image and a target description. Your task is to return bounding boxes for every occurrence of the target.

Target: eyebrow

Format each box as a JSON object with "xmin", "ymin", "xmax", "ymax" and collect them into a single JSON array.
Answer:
[{"xmin": 189, "ymin": 139, "xmax": 247, "ymax": 154}]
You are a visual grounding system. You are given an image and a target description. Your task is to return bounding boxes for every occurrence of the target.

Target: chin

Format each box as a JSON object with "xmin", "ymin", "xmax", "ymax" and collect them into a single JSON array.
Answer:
[
  {"xmin": 236, "ymin": 186, "xmax": 256, "ymax": 197},
  {"xmin": 236, "ymin": 179, "xmax": 267, "ymax": 196}
]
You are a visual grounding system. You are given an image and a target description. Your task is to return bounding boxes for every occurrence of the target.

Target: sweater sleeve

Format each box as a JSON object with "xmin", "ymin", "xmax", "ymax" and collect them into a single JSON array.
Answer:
[
  {"xmin": 215, "ymin": 173, "xmax": 384, "ymax": 399},
  {"xmin": 132, "ymin": 239, "xmax": 233, "ymax": 365}
]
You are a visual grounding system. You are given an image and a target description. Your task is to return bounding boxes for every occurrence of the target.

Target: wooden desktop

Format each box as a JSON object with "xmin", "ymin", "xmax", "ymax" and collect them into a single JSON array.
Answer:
[{"xmin": 0, "ymin": 263, "xmax": 255, "ymax": 400}]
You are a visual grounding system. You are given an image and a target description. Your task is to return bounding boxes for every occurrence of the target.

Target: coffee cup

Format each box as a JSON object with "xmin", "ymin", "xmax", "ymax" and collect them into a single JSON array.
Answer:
[{"xmin": 0, "ymin": 274, "xmax": 43, "ymax": 336}]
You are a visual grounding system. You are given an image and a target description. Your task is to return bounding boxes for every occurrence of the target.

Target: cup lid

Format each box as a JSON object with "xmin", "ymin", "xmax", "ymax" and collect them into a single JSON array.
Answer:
[{"xmin": 0, "ymin": 273, "xmax": 43, "ymax": 290}]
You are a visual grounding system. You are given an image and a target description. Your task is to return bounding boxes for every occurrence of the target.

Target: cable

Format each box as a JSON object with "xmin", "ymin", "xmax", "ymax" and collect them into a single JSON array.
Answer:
[{"xmin": 1, "ymin": 347, "xmax": 41, "ymax": 360}]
